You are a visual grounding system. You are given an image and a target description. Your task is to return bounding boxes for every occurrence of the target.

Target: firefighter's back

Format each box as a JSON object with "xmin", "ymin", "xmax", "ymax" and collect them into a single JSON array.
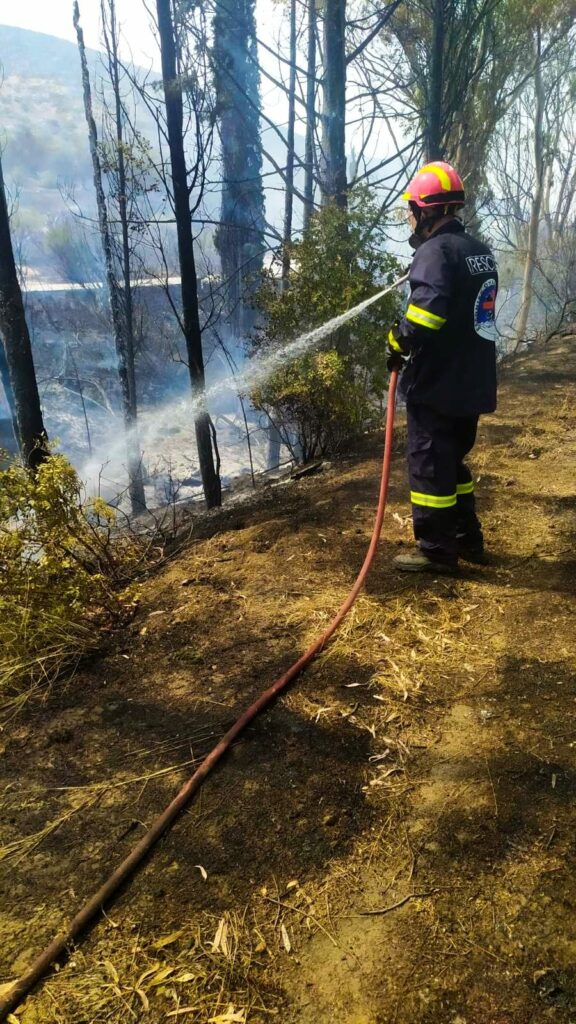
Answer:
[{"xmin": 401, "ymin": 221, "xmax": 498, "ymax": 418}]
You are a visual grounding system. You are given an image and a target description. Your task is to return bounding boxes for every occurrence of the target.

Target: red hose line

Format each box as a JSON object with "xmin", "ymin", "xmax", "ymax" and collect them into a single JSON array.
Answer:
[{"xmin": 0, "ymin": 372, "xmax": 399, "ymax": 1022}]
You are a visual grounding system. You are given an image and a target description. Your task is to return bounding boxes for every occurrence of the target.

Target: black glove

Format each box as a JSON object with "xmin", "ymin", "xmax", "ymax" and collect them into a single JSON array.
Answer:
[
  {"xmin": 386, "ymin": 325, "xmax": 406, "ymax": 373},
  {"xmin": 387, "ymin": 350, "xmax": 405, "ymax": 372}
]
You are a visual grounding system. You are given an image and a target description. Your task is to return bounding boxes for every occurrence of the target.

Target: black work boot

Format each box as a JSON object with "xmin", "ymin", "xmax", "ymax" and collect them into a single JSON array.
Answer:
[{"xmin": 457, "ymin": 535, "xmax": 489, "ymax": 565}]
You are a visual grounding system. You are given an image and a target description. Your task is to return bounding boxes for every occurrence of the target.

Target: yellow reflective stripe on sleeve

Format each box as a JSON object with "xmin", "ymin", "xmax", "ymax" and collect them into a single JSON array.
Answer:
[
  {"xmin": 388, "ymin": 329, "xmax": 402, "ymax": 352},
  {"xmin": 456, "ymin": 481, "xmax": 475, "ymax": 495},
  {"xmin": 410, "ymin": 491, "xmax": 457, "ymax": 509},
  {"xmin": 406, "ymin": 304, "xmax": 447, "ymax": 331}
]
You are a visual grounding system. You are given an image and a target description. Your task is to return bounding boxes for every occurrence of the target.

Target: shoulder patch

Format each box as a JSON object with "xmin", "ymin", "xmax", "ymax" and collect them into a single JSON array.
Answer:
[{"xmin": 474, "ymin": 278, "xmax": 497, "ymax": 340}]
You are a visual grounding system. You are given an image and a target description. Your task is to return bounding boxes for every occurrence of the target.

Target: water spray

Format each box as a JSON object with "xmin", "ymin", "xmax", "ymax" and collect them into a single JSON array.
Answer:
[
  {"xmin": 209, "ymin": 272, "xmax": 409, "ymax": 403},
  {"xmin": 77, "ymin": 273, "xmax": 409, "ymax": 504},
  {"xmin": 78, "ymin": 273, "xmax": 409, "ymax": 505},
  {"xmin": 0, "ymin": 272, "xmax": 409, "ymax": 1022}
]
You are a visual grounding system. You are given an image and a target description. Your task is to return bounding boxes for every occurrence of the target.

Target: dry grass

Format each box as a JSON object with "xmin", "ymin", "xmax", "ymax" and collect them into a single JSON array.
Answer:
[
  {"xmin": 0, "ymin": 616, "xmax": 104, "ymax": 721},
  {"xmin": 17, "ymin": 908, "xmax": 285, "ymax": 1024},
  {"xmin": 0, "ymin": 489, "xmax": 481, "ymax": 1023},
  {"xmin": 299, "ymin": 588, "xmax": 479, "ymax": 715},
  {"xmin": 0, "ymin": 794, "xmax": 99, "ymax": 866}
]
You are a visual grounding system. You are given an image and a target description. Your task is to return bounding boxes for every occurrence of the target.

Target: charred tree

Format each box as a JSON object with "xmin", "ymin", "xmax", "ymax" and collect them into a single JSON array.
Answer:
[
  {"xmin": 281, "ymin": 0, "xmax": 297, "ymax": 284},
  {"xmin": 101, "ymin": 0, "xmax": 139, "ymax": 425},
  {"xmin": 212, "ymin": 0, "xmax": 266, "ymax": 331},
  {"xmin": 74, "ymin": 2, "xmax": 146, "ymax": 513},
  {"xmin": 425, "ymin": 0, "xmax": 445, "ymax": 160},
  {"xmin": 303, "ymin": 0, "xmax": 317, "ymax": 230},
  {"xmin": 320, "ymin": 0, "xmax": 347, "ymax": 208},
  {"xmin": 156, "ymin": 0, "xmax": 221, "ymax": 509},
  {"xmin": 0, "ymin": 153, "xmax": 47, "ymax": 470}
]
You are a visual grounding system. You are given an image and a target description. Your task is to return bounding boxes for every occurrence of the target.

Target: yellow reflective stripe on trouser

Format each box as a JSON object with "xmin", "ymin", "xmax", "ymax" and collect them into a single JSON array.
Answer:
[
  {"xmin": 388, "ymin": 329, "xmax": 402, "ymax": 352},
  {"xmin": 406, "ymin": 304, "xmax": 447, "ymax": 330},
  {"xmin": 456, "ymin": 481, "xmax": 475, "ymax": 495},
  {"xmin": 410, "ymin": 491, "xmax": 457, "ymax": 509}
]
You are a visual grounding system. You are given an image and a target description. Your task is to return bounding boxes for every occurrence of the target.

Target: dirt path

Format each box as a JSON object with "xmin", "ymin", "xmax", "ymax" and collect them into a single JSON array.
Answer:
[{"xmin": 1, "ymin": 337, "xmax": 575, "ymax": 1023}]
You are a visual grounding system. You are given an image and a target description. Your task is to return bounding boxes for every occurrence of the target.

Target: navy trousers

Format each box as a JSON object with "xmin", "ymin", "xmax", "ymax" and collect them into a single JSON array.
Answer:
[{"xmin": 406, "ymin": 401, "xmax": 483, "ymax": 564}]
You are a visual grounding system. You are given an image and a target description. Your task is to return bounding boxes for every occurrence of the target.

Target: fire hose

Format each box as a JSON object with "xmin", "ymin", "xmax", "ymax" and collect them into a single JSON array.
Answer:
[{"xmin": 0, "ymin": 301, "xmax": 404, "ymax": 1020}]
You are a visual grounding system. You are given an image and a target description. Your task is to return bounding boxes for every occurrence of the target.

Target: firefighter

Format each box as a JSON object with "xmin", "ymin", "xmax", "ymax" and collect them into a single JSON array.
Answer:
[{"xmin": 387, "ymin": 161, "xmax": 498, "ymax": 572}]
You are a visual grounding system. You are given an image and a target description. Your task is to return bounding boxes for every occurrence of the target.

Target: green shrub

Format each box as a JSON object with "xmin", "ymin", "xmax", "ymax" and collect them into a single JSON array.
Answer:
[
  {"xmin": 251, "ymin": 191, "xmax": 403, "ymax": 460},
  {"xmin": 0, "ymin": 452, "xmax": 142, "ymax": 709}
]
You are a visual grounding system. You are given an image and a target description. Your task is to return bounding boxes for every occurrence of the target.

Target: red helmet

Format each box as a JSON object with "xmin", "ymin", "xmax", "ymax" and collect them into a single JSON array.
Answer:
[{"xmin": 402, "ymin": 161, "xmax": 465, "ymax": 208}]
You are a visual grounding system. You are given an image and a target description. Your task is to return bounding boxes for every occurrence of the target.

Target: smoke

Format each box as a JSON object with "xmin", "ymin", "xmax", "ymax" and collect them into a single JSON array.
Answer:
[
  {"xmin": 79, "ymin": 390, "xmax": 269, "ymax": 506},
  {"xmin": 46, "ymin": 274, "xmax": 409, "ymax": 508}
]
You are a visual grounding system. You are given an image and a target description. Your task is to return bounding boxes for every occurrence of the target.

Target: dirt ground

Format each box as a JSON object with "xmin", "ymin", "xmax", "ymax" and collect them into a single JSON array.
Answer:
[{"xmin": 1, "ymin": 335, "xmax": 576, "ymax": 1024}]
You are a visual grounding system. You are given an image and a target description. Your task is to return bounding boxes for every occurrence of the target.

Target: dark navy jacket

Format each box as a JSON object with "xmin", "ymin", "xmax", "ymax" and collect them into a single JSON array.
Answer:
[{"xmin": 397, "ymin": 220, "xmax": 498, "ymax": 417}]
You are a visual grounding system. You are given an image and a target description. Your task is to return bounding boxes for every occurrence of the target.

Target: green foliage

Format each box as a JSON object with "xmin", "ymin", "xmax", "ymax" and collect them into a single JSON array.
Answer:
[
  {"xmin": 251, "ymin": 192, "xmax": 402, "ymax": 461},
  {"xmin": 0, "ymin": 452, "xmax": 142, "ymax": 707}
]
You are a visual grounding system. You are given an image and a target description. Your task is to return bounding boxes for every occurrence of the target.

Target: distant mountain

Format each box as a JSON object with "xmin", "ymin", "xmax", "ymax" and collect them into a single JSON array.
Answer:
[
  {"xmin": 0, "ymin": 26, "xmax": 103, "ymax": 278},
  {"xmin": 0, "ymin": 26, "xmax": 101, "ymax": 188},
  {"xmin": 0, "ymin": 24, "xmax": 97, "ymax": 88},
  {"xmin": 0, "ymin": 24, "xmax": 294, "ymax": 280}
]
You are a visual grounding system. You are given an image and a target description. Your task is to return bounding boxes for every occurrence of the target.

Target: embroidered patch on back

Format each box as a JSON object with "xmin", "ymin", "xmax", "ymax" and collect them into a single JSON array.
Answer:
[{"xmin": 474, "ymin": 278, "xmax": 497, "ymax": 340}]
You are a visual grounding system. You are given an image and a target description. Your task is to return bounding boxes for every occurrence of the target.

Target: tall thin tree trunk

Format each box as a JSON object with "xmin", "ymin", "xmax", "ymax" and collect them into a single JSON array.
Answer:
[
  {"xmin": 103, "ymin": 0, "xmax": 139, "ymax": 417},
  {"xmin": 282, "ymin": 0, "xmax": 297, "ymax": 284},
  {"xmin": 213, "ymin": 0, "xmax": 265, "ymax": 333},
  {"xmin": 320, "ymin": 0, "xmax": 347, "ymax": 208},
  {"xmin": 303, "ymin": 0, "xmax": 317, "ymax": 230},
  {"xmin": 425, "ymin": 0, "xmax": 445, "ymax": 160},
  {"xmin": 0, "ymin": 153, "xmax": 47, "ymax": 470},
  {"xmin": 516, "ymin": 29, "xmax": 545, "ymax": 345},
  {"xmin": 269, "ymin": 0, "xmax": 298, "ymax": 472},
  {"xmin": 74, "ymin": 2, "xmax": 146, "ymax": 513},
  {"xmin": 156, "ymin": 0, "xmax": 221, "ymax": 509}
]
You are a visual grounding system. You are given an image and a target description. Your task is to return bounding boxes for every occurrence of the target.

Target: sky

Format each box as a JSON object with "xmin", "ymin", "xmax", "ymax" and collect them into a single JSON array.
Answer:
[{"xmin": 0, "ymin": 0, "xmax": 160, "ymax": 67}]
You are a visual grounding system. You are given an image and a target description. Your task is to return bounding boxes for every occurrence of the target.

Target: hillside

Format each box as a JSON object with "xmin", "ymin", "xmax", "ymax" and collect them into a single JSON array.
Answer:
[
  {"xmin": 1, "ymin": 334, "xmax": 575, "ymax": 1022},
  {"xmin": 0, "ymin": 24, "xmax": 298, "ymax": 281},
  {"xmin": 0, "ymin": 27, "xmax": 98, "ymax": 242}
]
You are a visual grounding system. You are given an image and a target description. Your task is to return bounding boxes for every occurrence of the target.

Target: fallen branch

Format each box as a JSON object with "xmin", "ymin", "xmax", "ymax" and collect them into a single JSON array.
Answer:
[{"xmin": 359, "ymin": 889, "xmax": 437, "ymax": 916}]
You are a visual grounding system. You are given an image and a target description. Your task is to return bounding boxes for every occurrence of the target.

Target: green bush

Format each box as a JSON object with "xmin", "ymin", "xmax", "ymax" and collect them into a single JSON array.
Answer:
[
  {"xmin": 251, "ymin": 191, "xmax": 403, "ymax": 461},
  {"xmin": 0, "ymin": 452, "xmax": 142, "ymax": 710}
]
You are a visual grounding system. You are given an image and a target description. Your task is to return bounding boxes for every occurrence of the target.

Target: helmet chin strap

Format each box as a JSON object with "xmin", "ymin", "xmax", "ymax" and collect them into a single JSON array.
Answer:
[
  {"xmin": 410, "ymin": 202, "xmax": 461, "ymax": 240},
  {"xmin": 411, "ymin": 203, "xmax": 443, "ymax": 238}
]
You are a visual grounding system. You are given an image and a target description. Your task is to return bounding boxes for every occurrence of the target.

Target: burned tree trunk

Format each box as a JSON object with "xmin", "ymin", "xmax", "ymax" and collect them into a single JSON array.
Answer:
[
  {"xmin": 74, "ymin": 2, "xmax": 146, "ymax": 513},
  {"xmin": 0, "ymin": 153, "xmax": 47, "ymax": 470},
  {"xmin": 282, "ymin": 0, "xmax": 297, "ymax": 284},
  {"xmin": 425, "ymin": 0, "xmax": 445, "ymax": 160},
  {"xmin": 303, "ymin": 0, "xmax": 317, "ymax": 230},
  {"xmin": 212, "ymin": 0, "xmax": 265, "ymax": 332},
  {"xmin": 320, "ymin": 0, "xmax": 347, "ymax": 208},
  {"xmin": 156, "ymin": 0, "xmax": 221, "ymax": 509},
  {"xmin": 101, "ymin": 0, "xmax": 139, "ymax": 420}
]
